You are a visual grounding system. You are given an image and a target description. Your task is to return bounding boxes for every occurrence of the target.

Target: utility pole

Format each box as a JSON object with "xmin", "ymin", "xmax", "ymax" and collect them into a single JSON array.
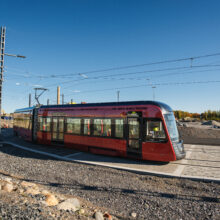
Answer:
[
  {"xmin": 0, "ymin": 27, "xmax": 6, "ymax": 133},
  {"xmin": 0, "ymin": 26, "xmax": 26, "ymax": 134},
  {"xmin": 146, "ymin": 79, "xmax": 156, "ymax": 101}
]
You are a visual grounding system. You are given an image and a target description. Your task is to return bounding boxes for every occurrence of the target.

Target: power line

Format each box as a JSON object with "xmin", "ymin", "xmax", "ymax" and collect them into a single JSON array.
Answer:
[
  {"xmin": 36, "ymin": 66, "xmax": 220, "ymax": 95},
  {"xmin": 6, "ymin": 64, "xmax": 220, "ymax": 81},
  {"xmin": 5, "ymin": 65, "xmax": 220, "ymax": 95},
  {"xmin": 48, "ymin": 52, "xmax": 220, "ymax": 78},
  {"xmin": 6, "ymin": 52, "xmax": 220, "ymax": 80},
  {"xmin": 87, "ymin": 67, "xmax": 220, "ymax": 82},
  {"xmin": 64, "ymin": 80, "xmax": 220, "ymax": 96},
  {"xmin": 5, "ymin": 52, "xmax": 220, "ymax": 101},
  {"xmin": 43, "ymin": 64, "xmax": 220, "ymax": 88}
]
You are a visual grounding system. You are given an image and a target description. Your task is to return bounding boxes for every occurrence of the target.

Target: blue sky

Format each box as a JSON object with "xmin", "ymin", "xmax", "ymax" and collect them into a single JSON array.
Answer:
[{"xmin": 1, "ymin": 0, "xmax": 220, "ymax": 113}]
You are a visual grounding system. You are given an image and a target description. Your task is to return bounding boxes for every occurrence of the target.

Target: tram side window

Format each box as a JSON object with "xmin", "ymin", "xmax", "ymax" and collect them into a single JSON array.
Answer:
[
  {"xmin": 13, "ymin": 118, "xmax": 17, "ymax": 127},
  {"xmin": 15, "ymin": 118, "xmax": 21, "ymax": 128},
  {"xmin": 128, "ymin": 119, "xmax": 139, "ymax": 139},
  {"xmin": 38, "ymin": 117, "xmax": 43, "ymax": 131},
  {"xmin": 84, "ymin": 119, "xmax": 91, "ymax": 135},
  {"xmin": 38, "ymin": 117, "xmax": 51, "ymax": 132},
  {"xmin": 24, "ymin": 119, "xmax": 28, "ymax": 129},
  {"xmin": 44, "ymin": 118, "xmax": 51, "ymax": 131},
  {"xmin": 146, "ymin": 120, "xmax": 166, "ymax": 141},
  {"xmin": 67, "ymin": 118, "xmax": 81, "ymax": 134},
  {"xmin": 104, "ymin": 119, "xmax": 111, "ymax": 137},
  {"xmin": 94, "ymin": 119, "xmax": 111, "ymax": 137},
  {"xmin": 29, "ymin": 120, "xmax": 32, "ymax": 130},
  {"xmin": 115, "ymin": 119, "xmax": 124, "ymax": 138}
]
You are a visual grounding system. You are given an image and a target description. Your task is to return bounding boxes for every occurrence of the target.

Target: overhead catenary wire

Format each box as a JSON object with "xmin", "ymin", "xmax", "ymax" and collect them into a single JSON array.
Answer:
[
  {"xmin": 42, "ymin": 64, "xmax": 220, "ymax": 88},
  {"xmin": 4, "ymin": 53, "xmax": 220, "ymax": 91},
  {"xmin": 5, "ymin": 64, "xmax": 220, "ymax": 96},
  {"xmin": 4, "ymin": 52, "xmax": 220, "ymax": 105},
  {"xmin": 62, "ymin": 80, "xmax": 220, "ymax": 97},
  {"xmin": 4, "ymin": 52, "xmax": 220, "ymax": 80},
  {"xmin": 5, "ymin": 64, "xmax": 220, "ymax": 83},
  {"xmin": 59, "ymin": 66, "xmax": 220, "ymax": 90},
  {"xmin": 42, "ymin": 52, "xmax": 220, "ymax": 78},
  {"xmin": 38, "ymin": 66, "xmax": 220, "ymax": 95}
]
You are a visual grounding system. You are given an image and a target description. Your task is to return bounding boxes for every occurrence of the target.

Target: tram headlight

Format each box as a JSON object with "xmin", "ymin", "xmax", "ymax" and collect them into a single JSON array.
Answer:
[{"xmin": 172, "ymin": 140, "xmax": 185, "ymax": 159}]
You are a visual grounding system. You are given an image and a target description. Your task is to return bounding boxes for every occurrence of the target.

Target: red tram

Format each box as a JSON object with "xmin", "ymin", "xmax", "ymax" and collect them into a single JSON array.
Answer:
[{"xmin": 13, "ymin": 101, "xmax": 185, "ymax": 161}]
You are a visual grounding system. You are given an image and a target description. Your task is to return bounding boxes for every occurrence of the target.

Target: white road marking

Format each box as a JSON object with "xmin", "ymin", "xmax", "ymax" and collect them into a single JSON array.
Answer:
[
  {"xmin": 172, "ymin": 145, "xmax": 194, "ymax": 176},
  {"xmin": 64, "ymin": 152, "xmax": 83, "ymax": 158}
]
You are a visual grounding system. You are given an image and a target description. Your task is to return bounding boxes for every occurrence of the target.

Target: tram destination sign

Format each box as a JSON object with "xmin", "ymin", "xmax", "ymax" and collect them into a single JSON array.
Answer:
[{"xmin": 127, "ymin": 111, "xmax": 142, "ymax": 117}]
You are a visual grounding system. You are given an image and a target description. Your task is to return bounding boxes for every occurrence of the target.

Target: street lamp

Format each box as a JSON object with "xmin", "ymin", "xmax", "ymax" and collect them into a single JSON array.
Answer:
[
  {"xmin": 4, "ymin": 53, "xmax": 26, "ymax": 59},
  {"xmin": 0, "ymin": 26, "xmax": 26, "ymax": 134}
]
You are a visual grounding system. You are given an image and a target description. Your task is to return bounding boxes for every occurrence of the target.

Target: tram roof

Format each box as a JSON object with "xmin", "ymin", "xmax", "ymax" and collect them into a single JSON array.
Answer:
[
  {"xmin": 14, "ymin": 106, "xmax": 35, "ymax": 113},
  {"xmin": 39, "ymin": 101, "xmax": 173, "ymax": 113}
]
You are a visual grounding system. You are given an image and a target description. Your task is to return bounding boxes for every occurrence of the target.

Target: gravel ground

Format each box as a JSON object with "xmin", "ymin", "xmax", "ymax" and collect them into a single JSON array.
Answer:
[
  {"xmin": 0, "ymin": 142, "xmax": 219, "ymax": 220},
  {"xmin": 0, "ymin": 193, "xmax": 55, "ymax": 220},
  {"xmin": 178, "ymin": 126, "xmax": 220, "ymax": 145}
]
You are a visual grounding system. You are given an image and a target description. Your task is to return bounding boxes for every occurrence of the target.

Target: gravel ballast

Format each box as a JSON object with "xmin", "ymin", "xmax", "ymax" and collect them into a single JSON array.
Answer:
[{"xmin": 0, "ymin": 143, "xmax": 219, "ymax": 219}]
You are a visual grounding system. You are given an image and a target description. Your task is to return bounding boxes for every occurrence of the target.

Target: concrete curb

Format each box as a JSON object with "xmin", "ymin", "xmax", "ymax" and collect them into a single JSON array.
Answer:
[{"xmin": 2, "ymin": 141, "xmax": 220, "ymax": 183}]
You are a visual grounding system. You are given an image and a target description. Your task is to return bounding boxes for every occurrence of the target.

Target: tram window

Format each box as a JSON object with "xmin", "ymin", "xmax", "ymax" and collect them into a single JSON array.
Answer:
[
  {"xmin": 42, "ymin": 118, "xmax": 51, "ymax": 132},
  {"xmin": 84, "ymin": 119, "xmax": 91, "ymax": 135},
  {"xmin": 93, "ymin": 119, "xmax": 101, "ymax": 136},
  {"xmin": 38, "ymin": 117, "xmax": 51, "ymax": 132},
  {"xmin": 146, "ymin": 120, "xmax": 166, "ymax": 141},
  {"xmin": 104, "ymin": 119, "xmax": 111, "ymax": 137},
  {"xmin": 67, "ymin": 118, "xmax": 81, "ymax": 134},
  {"xmin": 115, "ymin": 119, "xmax": 124, "ymax": 138},
  {"xmin": 94, "ymin": 119, "xmax": 111, "ymax": 137},
  {"xmin": 20, "ymin": 115, "xmax": 24, "ymax": 128},
  {"xmin": 129, "ymin": 119, "xmax": 139, "ymax": 139},
  {"xmin": 38, "ymin": 117, "xmax": 43, "ymax": 131},
  {"xmin": 29, "ymin": 120, "xmax": 32, "ymax": 130},
  {"xmin": 24, "ymin": 119, "xmax": 28, "ymax": 129},
  {"xmin": 21, "ymin": 119, "xmax": 24, "ymax": 128}
]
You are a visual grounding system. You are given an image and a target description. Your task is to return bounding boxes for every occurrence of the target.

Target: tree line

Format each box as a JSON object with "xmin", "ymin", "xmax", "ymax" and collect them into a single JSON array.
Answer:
[{"xmin": 174, "ymin": 110, "xmax": 220, "ymax": 121}]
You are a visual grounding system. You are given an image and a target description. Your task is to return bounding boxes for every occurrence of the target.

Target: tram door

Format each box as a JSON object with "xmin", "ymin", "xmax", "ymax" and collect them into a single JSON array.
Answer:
[
  {"xmin": 52, "ymin": 117, "xmax": 65, "ymax": 143},
  {"xmin": 127, "ymin": 113, "xmax": 142, "ymax": 158}
]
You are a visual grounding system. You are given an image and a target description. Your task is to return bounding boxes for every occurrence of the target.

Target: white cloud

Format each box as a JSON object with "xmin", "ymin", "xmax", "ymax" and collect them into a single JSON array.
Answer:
[{"xmin": 32, "ymin": 84, "xmax": 43, "ymax": 87}]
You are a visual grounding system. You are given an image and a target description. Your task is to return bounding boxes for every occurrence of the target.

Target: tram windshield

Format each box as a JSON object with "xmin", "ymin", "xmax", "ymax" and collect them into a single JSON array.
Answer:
[{"xmin": 164, "ymin": 113, "xmax": 179, "ymax": 142}]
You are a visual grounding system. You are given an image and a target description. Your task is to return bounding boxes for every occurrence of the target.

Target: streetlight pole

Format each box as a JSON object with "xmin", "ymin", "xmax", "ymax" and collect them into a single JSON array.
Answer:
[
  {"xmin": 117, "ymin": 90, "xmax": 120, "ymax": 103},
  {"xmin": 146, "ymin": 78, "xmax": 156, "ymax": 101},
  {"xmin": 0, "ymin": 26, "xmax": 26, "ymax": 134},
  {"xmin": 152, "ymin": 86, "xmax": 156, "ymax": 101},
  {"xmin": 0, "ymin": 27, "xmax": 6, "ymax": 134}
]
